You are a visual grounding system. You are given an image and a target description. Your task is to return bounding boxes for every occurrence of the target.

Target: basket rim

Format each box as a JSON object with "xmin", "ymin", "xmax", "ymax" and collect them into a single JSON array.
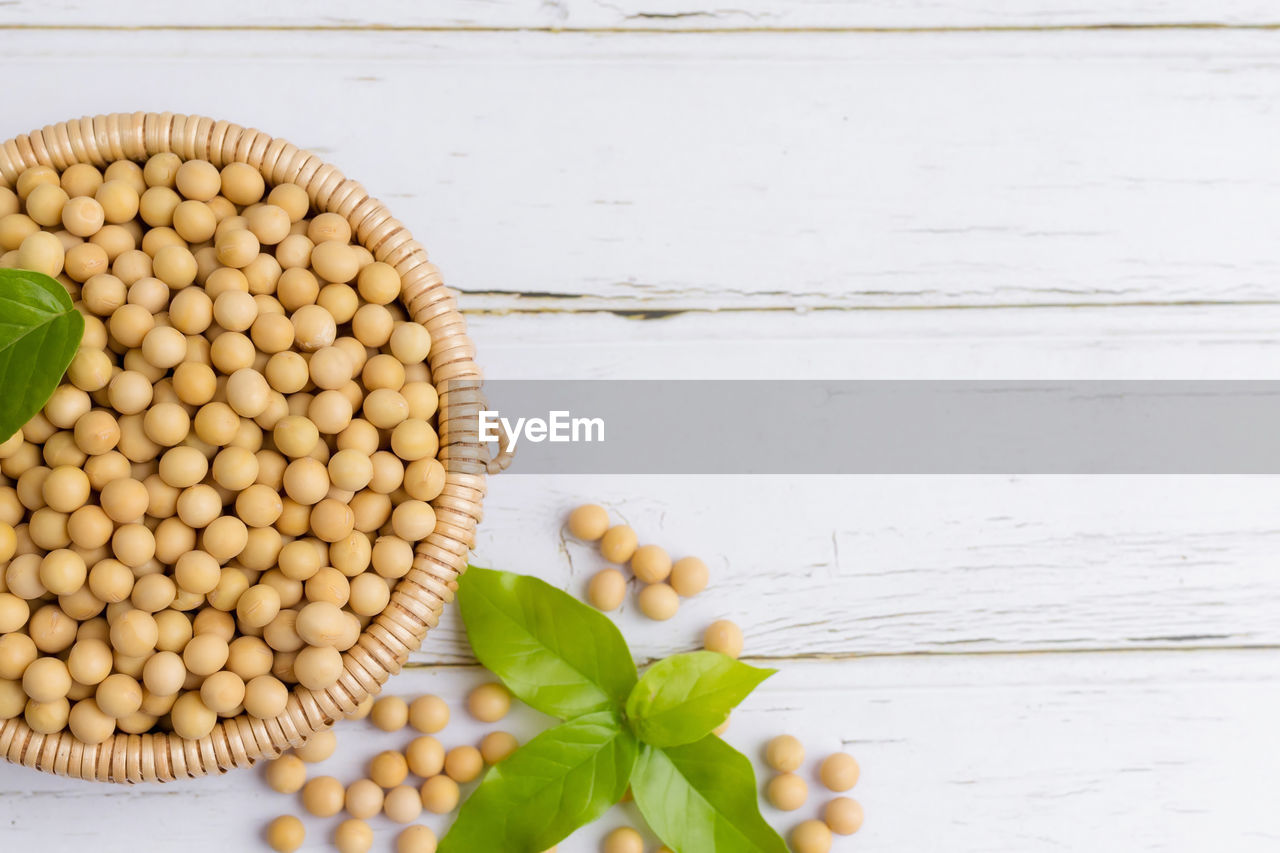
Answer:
[{"xmin": 0, "ymin": 112, "xmax": 487, "ymax": 783}]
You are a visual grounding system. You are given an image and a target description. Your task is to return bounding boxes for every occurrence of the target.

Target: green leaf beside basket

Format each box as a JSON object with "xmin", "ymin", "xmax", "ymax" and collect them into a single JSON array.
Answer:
[
  {"xmin": 625, "ymin": 651, "xmax": 774, "ymax": 748},
  {"xmin": 438, "ymin": 711, "xmax": 638, "ymax": 853},
  {"xmin": 632, "ymin": 736, "xmax": 788, "ymax": 853},
  {"xmin": 0, "ymin": 268, "xmax": 83, "ymax": 443},
  {"xmin": 457, "ymin": 566, "xmax": 638, "ymax": 719},
  {"xmin": 449, "ymin": 566, "xmax": 787, "ymax": 853}
]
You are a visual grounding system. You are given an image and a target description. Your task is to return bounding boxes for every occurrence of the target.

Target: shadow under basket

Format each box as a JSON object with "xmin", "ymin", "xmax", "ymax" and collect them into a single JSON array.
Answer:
[{"xmin": 0, "ymin": 112, "xmax": 499, "ymax": 782}]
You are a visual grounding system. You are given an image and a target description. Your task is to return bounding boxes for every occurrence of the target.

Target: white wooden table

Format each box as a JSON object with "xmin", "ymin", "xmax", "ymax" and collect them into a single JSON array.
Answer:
[{"xmin": 3, "ymin": 2, "xmax": 1280, "ymax": 850}]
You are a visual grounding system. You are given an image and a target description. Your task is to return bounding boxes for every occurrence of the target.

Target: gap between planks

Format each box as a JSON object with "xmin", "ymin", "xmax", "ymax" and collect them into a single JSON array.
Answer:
[
  {"xmin": 402, "ymin": 643, "xmax": 1280, "ymax": 670},
  {"xmin": 460, "ymin": 293, "xmax": 1280, "ymax": 317},
  {"xmin": 2, "ymin": 22, "xmax": 1280, "ymax": 34}
]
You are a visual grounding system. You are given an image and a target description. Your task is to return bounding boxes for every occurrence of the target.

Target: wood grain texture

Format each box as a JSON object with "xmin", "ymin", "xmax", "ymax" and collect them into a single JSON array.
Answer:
[
  {"xmin": 2, "ymin": 29, "xmax": 1279, "ymax": 311},
  {"xmin": 470, "ymin": 304, "xmax": 1280, "ymax": 379},
  {"xmin": 381, "ymin": 473, "xmax": 1280, "ymax": 665},
  {"xmin": 1, "ymin": 652, "xmax": 1275, "ymax": 851},
  {"xmin": 2, "ymin": 0, "xmax": 1278, "ymax": 30}
]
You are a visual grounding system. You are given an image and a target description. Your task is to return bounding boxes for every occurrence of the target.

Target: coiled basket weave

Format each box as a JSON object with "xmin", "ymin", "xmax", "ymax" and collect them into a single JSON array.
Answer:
[{"xmin": 0, "ymin": 112, "xmax": 500, "ymax": 782}]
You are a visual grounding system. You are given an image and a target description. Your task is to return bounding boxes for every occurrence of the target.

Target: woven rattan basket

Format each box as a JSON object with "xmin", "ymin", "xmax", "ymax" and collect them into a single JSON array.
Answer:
[{"xmin": 0, "ymin": 112, "xmax": 502, "ymax": 782}]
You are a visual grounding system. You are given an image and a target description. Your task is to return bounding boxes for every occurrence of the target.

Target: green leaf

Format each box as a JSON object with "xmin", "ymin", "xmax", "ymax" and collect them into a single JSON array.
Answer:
[
  {"xmin": 0, "ymin": 268, "xmax": 83, "ymax": 443},
  {"xmin": 632, "ymin": 735, "xmax": 787, "ymax": 853},
  {"xmin": 625, "ymin": 651, "xmax": 774, "ymax": 747},
  {"xmin": 457, "ymin": 566, "xmax": 638, "ymax": 719},
  {"xmin": 439, "ymin": 711, "xmax": 637, "ymax": 853}
]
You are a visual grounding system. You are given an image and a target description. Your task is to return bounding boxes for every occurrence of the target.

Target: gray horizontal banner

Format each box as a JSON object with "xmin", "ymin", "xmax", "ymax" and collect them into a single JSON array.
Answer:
[{"xmin": 461, "ymin": 380, "xmax": 1280, "ymax": 474}]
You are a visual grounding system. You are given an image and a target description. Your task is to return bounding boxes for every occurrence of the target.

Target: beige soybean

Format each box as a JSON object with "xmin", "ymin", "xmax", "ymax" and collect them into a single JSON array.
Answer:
[
  {"xmin": 371, "ymin": 695, "xmax": 409, "ymax": 732},
  {"xmin": 0, "ymin": 634, "xmax": 37, "ymax": 681},
  {"xmin": 408, "ymin": 694, "xmax": 449, "ymax": 734},
  {"xmin": 61, "ymin": 164, "xmax": 102, "ymax": 198},
  {"xmin": 225, "ymin": 638, "xmax": 274, "ymax": 676},
  {"xmin": 329, "ymin": 449, "xmax": 374, "ymax": 492},
  {"xmin": 388, "ymin": 323, "xmax": 430, "ymax": 365},
  {"xmin": 172, "ymin": 200, "xmax": 217, "ymax": 243},
  {"xmin": 29, "ymin": 604, "xmax": 77, "ymax": 653},
  {"xmin": 390, "ymin": 419, "xmax": 437, "ymax": 462},
  {"xmin": 405, "ymin": 735, "xmax": 445, "ymax": 778},
  {"xmin": 824, "ymin": 797, "xmax": 864, "ymax": 835},
  {"xmin": 631, "ymin": 544, "xmax": 672, "ymax": 584},
  {"xmin": 444, "ymin": 745, "xmax": 484, "ymax": 784},
  {"xmin": 237, "ymin": 583, "xmax": 281, "ymax": 629},
  {"xmin": 600, "ymin": 525, "xmax": 638, "ymax": 564},
  {"xmin": 704, "ymin": 620, "xmax": 744, "ymax": 658},
  {"xmin": 638, "ymin": 583, "xmax": 679, "ymax": 621},
  {"xmin": 348, "ymin": 573, "xmax": 390, "ymax": 617},
  {"xmin": 220, "ymin": 162, "xmax": 264, "ymax": 205},
  {"xmin": 362, "ymin": 354, "xmax": 405, "ymax": 391},
  {"xmin": 419, "ymin": 775, "xmax": 459, "ymax": 814},
  {"xmin": 174, "ymin": 160, "xmax": 220, "ymax": 202},
  {"xmin": 67, "ymin": 639, "xmax": 113, "ymax": 686},
  {"xmin": 819, "ymin": 753, "xmax": 860, "ymax": 792},
  {"xmin": 22, "ymin": 657, "xmax": 72, "ymax": 703},
  {"xmin": 26, "ymin": 698, "xmax": 71, "ymax": 734},
  {"xmin": 396, "ymin": 825, "xmax": 438, "ymax": 853},
  {"xmin": 384, "ymin": 784, "xmax": 423, "ymax": 824},
  {"xmin": 247, "ymin": 204, "xmax": 291, "ymax": 245},
  {"xmin": 26, "ymin": 183, "xmax": 68, "ymax": 227},
  {"xmin": 364, "ymin": 388, "xmax": 408, "ymax": 429},
  {"xmin": 265, "ymin": 815, "xmax": 306, "ymax": 853},
  {"xmin": 200, "ymin": 670, "xmax": 246, "ymax": 714},
  {"xmin": 790, "ymin": 820, "xmax": 833, "ymax": 853},
  {"xmin": 42, "ymin": 466, "xmax": 90, "ymax": 514},
  {"xmin": 765, "ymin": 735, "xmax": 805, "ymax": 773},
  {"xmin": 264, "ymin": 754, "xmax": 308, "ymax": 794},
  {"xmin": 390, "ymin": 500, "xmax": 434, "ymax": 542},
  {"xmin": 301, "ymin": 775, "xmax": 345, "ymax": 817},
  {"xmin": 68, "ymin": 697, "xmax": 116, "ymax": 744},
  {"xmin": 95, "ymin": 672, "xmax": 143, "ymax": 718},
  {"xmin": 767, "ymin": 773, "xmax": 808, "ymax": 811},
  {"xmin": 110, "ymin": 609, "xmax": 158, "ymax": 657},
  {"xmin": 0, "ymin": 594, "xmax": 28, "ymax": 633},
  {"xmin": 68, "ymin": 349, "xmax": 113, "ymax": 392},
  {"xmin": 345, "ymin": 778, "xmax": 385, "ymax": 820},
  {"xmin": 466, "ymin": 682, "xmax": 512, "ymax": 723},
  {"xmin": 244, "ymin": 674, "xmax": 290, "ymax": 718},
  {"xmin": 370, "ymin": 749, "xmax": 410, "ymax": 788},
  {"xmin": 38, "ymin": 548, "xmax": 86, "ymax": 594},
  {"xmin": 294, "ymin": 645, "xmax": 343, "ymax": 690},
  {"xmin": 141, "ymin": 650, "xmax": 186, "ymax": 696},
  {"xmin": 567, "ymin": 504, "xmax": 609, "ymax": 541},
  {"xmin": 183, "ymin": 633, "xmax": 229, "ymax": 676},
  {"xmin": 603, "ymin": 827, "xmax": 644, "ymax": 853},
  {"xmin": 403, "ymin": 458, "xmax": 445, "ymax": 503},
  {"xmin": 669, "ymin": 556, "xmax": 709, "ymax": 597},
  {"xmin": 372, "ymin": 536, "xmax": 414, "ymax": 579},
  {"xmin": 334, "ymin": 818, "xmax": 374, "ymax": 853},
  {"xmin": 308, "ymin": 390, "xmax": 353, "ymax": 434},
  {"xmin": 479, "ymin": 731, "xmax": 519, "ymax": 765}
]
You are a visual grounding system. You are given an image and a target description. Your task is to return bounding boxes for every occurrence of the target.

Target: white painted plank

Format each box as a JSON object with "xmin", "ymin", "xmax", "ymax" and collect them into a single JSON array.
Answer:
[
  {"xmin": 448, "ymin": 308, "xmax": 1280, "ymax": 658},
  {"xmin": 2, "ymin": 0, "xmax": 1278, "ymax": 30},
  {"xmin": 1, "ymin": 30, "xmax": 1279, "ymax": 309},
  {"xmin": 468, "ymin": 304, "xmax": 1280, "ymax": 379},
  {"xmin": 1, "ymin": 651, "xmax": 1274, "ymax": 851},
  {"xmin": 365, "ymin": 473, "xmax": 1280, "ymax": 664}
]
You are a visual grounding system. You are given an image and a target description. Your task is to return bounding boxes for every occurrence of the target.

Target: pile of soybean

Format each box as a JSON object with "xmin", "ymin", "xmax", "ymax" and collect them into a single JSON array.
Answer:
[
  {"xmin": 263, "ymin": 687, "xmax": 530, "ymax": 853},
  {"xmin": 0, "ymin": 156, "xmax": 445, "ymax": 743}
]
